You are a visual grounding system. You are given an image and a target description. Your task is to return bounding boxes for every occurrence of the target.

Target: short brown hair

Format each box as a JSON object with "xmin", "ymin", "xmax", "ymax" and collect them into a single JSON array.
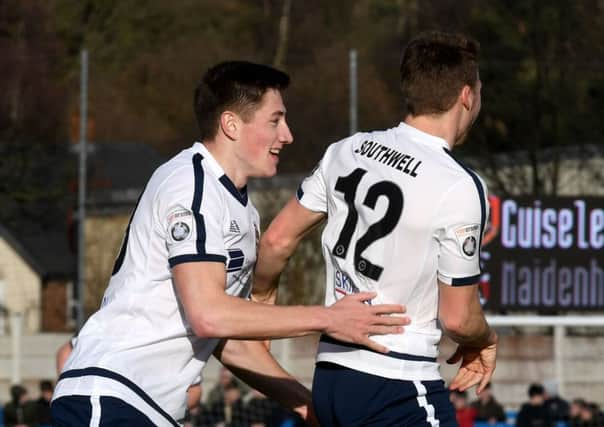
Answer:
[
  {"xmin": 400, "ymin": 31, "xmax": 480, "ymax": 116},
  {"xmin": 194, "ymin": 61, "xmax": 290, "ymax": 141}
]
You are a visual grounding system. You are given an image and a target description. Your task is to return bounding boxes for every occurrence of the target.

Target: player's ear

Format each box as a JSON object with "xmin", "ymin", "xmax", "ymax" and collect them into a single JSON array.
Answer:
[
  {"xmin": 219, "ymin": 111, "xmax": 240, "ymax": 141},
  {"xmin": 460, "ymin": 85, "xmax": 473, "ymax": 111}
]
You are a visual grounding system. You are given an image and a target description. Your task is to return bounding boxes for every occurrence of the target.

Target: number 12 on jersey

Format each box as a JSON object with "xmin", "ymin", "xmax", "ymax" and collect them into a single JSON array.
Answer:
[{"xmin": 331, "ymin": 168, "xmax": 404, "ymax": 281}]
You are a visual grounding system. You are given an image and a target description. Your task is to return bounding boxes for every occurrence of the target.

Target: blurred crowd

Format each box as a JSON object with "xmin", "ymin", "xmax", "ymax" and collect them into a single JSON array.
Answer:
[
  {"xmin": 182, "ymin": 368, "xmax": 305, "ymax": 427},
  {"xmin": 2, "ymin": 375, "xmax": 603, "ymax": 427},
  {"xmin": 0, "ymin": 368, "xmax": 302, "ymax": 427},
  {"xmin": 0, "ymin": 381, "xmax": 53, "ymax": 427},
  {"xmin": 451, "ymin": 381, "xmax": 604, "ymax": 427}
]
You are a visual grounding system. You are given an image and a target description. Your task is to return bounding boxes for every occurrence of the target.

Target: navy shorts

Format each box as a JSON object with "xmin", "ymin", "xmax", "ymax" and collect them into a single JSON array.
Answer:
[
  {"xmin": 51, "ymin": 395, "xmax": 156, "ymax": 426},
  {"xmin": 312, "ymin": 362, "xmax": 457, "ymax": 427}
]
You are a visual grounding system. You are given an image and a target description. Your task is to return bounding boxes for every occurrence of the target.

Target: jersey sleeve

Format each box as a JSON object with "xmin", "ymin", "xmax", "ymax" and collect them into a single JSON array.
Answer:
[
  {"xmin": 435, "ymin": 175, "xmax": 489, "ymax": 286},
  {"xmin": 296, "ymin": 149, "xmax": 331, "ymax": 213},
  {"xmin": 156, "ymin": 164, "xmax": 228, "ymax": 268}
]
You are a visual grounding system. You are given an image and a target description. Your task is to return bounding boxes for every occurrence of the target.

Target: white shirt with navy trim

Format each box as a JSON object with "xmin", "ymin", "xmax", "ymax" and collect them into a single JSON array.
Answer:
[
  {"xmin": 297, "ymin": 122, "xmax": 489, "ymax": 381},
  {"xmin": 53, "ymin": 142, "xmax": 260, "ymax": 424}
]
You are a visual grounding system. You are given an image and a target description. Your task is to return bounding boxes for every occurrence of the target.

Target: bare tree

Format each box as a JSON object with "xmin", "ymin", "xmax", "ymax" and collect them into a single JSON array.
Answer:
[{"xmin": 273, "ymin": 0, "xmax": 292, "ymax": 69}]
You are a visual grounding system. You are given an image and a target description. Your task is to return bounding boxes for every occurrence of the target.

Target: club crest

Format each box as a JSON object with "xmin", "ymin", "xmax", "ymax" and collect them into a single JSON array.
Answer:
[
  {"xmin": 171, "ymin": 222, "xmax": 190, "ymax": 241},
  {"xmin": 462, "ymin": 235, "xmax": 477, "ymax": 257}
]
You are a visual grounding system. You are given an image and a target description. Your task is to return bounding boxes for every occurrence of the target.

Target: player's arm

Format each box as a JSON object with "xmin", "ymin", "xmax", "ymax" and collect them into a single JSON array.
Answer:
[
  {"xmin": 253, "ymin": 196, "xmax": 325, "ymax": 304},
  {"xmin": 56, "ymin": 339, "xmax": 73, "ymax": 375},
  {"xmin": 436, "ymin": 175, "xmax": 497, "ymax": 394},
  {"xmin": 213, "ymin": 339, "xmax": 317, "ymax": 425},
  {"xmin": 172, "ymin": 262, "xmax": 408, "ymax": 353},
  {"xmin": 438, "ymin": 282, "xmax": 493, "ymax": 346},
  {"xmin": 186, "ymin": 383, "xmax": 202, "ymax": 411},
  {"xmin": 438, "ymin": 280, "xmax": 498, "ymax": 394}
]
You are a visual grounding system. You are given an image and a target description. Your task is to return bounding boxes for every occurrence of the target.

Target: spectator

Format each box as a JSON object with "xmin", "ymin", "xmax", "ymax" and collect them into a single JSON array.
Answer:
[
  {"xmin": 223, "ymin": 382, "xmax": 246, "ymax": 427},
  {"xmin": 578, "ymin": 402, "xmax": 604, "ymax": 427},
  {"xmin": 451, "ymin": 390, "xmax": 477, "ymax": 427},
  {"xmin": 206, "ymin": 367, "xmax": 249, "ymax": 409},
  {"xmin": 241, "ymin": 389, "xmax": 277, "ymax": 426},
  {"xmin": 32, "ymin": 380, "xmax": 53, "ymax": 426},
  {"xmin": 183, "ymin": 383, "xmax": 204, "ymax": 427},
  {"xmin": 587, "ymin": 402, "xmax": 604, "ymax": 427},
  {"xmin": 471, "ymin": 382, "xmax": 506, "ymax": 424},
  {"xmin": 265, "ymin": 406, "xmax": 306, "ymax": 427},
  {"xmin": 543, "ymin": 379, "xmax": 570, "ymax": 422},
  {"xmin": 570, "ymin": 399, "xmax": 588, "ymax": 427},
  {"xmin": 204, "ymin": 381, "xmax": 247, "ymax": 427},
  {"xmin": 3, "ymin": 384, "xmax": 36, "ymax": 427},
  {"xmin": 516, "ymin": 383, "xmax": 554, "ymax": 427}
]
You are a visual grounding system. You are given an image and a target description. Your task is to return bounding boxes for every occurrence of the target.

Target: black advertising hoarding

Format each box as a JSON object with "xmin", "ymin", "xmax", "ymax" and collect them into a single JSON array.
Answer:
[{"xmin": 480, "ymin": 197, "xmax": 604, "ymax": 312}]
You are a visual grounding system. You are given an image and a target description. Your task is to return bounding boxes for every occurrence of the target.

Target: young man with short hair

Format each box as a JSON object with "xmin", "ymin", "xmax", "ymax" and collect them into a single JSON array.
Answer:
[
  {"xmin": 254, "ymin": 31, "xmax": 498, "ymax": 426},
  {"xmin": 51, "ymin": 61, "xmax": 408, "ymax": 426}
]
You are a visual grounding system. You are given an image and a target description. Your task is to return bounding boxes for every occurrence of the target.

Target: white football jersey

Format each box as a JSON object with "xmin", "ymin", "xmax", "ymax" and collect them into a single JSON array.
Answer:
[
  {"xmin": 53, "ymin": 142, "xmax": 260, "ymax": 425},
  {"xmin": 298, "ymin": 122, "xmax": 488, "ymax": 381}
]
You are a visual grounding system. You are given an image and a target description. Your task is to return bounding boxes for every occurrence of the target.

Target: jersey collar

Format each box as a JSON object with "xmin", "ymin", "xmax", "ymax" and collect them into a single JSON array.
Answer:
[
  {"xmin": 396, "ymin": 122, "xmax": 450, "ymax": 151},
  {"xmin": 192, "ymin": 142, "xmax": 248, "ymax": 206}
]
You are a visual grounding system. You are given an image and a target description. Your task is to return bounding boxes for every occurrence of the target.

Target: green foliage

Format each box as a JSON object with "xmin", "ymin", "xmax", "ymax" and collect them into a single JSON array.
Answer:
[
  {"xmin": 3, "ymin": 0, "xmax": 604, "ymax": 226},
  {"xmin": 3, "ymin": 0, "xmax": 603, "ymax": 305},
  {"xmin": 0, "ymin": 0, "xmax": 71, "ymax": 230},
  {"xmin": 457, "ymin": 0, "xmax": 604, "ymax": 194}
]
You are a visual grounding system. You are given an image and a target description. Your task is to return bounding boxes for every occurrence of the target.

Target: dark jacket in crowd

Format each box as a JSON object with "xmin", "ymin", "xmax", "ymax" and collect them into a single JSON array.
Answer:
[
  {"xmin": 472, "ymin": 397, "xmax": 507, "ymax": 422},
  {"xmin": 516, "ymin": 402, "xmax": 555, "ymax": 427},
  {"xmin": 545, "ymin": 396, "xmax": 570, "ymax": 421}
]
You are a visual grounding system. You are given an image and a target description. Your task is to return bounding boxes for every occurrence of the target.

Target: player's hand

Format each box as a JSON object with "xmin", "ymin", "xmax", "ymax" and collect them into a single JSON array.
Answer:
[
  {"xmin": 293, "ymin": 402, "xmax": 319, "ymax": 427},
  {"xmin": 325, "ymin": 292, "xmax": 410, "ymax": 353},
  {"xmin": 447, "ymin": 341, "xmax": 497, "ymax": 394}
]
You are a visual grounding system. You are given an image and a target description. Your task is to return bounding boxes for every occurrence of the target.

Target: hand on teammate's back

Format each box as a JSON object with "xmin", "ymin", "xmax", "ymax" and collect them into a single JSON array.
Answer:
[
  {"xmin": 325, "ymin": 291, "xmax": 410, "ymax": 354},
  {"xmin": 447, "ymin": 340, "xmax": 498, "ymax": 395},
  {"xmin": 293, "ymin": 401, "xmax": 319, "ymax": 427}
]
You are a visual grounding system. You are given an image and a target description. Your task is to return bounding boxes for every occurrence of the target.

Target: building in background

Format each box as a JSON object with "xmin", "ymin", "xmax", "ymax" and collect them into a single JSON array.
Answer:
[
  {"xmin": 81, "ymin": 142, "xmax": 165, "ymax": 315},
  {"xmin": 0, "ymin": 225, "xmax": 44, "ymax": 335}
]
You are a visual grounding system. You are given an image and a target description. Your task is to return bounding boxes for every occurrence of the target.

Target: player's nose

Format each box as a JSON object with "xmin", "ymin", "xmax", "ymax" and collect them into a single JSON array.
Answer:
[{"xmin": 279, "ymin": 121, "xmax": 293, "ymax": 145}]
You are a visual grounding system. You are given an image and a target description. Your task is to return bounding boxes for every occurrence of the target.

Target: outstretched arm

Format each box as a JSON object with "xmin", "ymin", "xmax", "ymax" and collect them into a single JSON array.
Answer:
[
  {"xmin": 173, "ymin": 261, "xmax": 407, "ymax": 353},
  {"xmin": 438, "ymin": 280, "xmax": 498, "ymax": 394}
]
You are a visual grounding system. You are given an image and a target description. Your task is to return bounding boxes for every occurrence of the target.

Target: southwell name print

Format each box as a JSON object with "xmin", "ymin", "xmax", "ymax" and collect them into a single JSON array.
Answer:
[{"xmin": 354, "ymin": 140, "xmax": 422, "ymax": 177}]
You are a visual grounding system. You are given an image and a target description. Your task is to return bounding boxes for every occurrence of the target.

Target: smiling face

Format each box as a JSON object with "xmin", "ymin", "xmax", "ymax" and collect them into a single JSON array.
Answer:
[{"xmin": 236, "ymin": 88, "xmax": 293, "ymax": 178}]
